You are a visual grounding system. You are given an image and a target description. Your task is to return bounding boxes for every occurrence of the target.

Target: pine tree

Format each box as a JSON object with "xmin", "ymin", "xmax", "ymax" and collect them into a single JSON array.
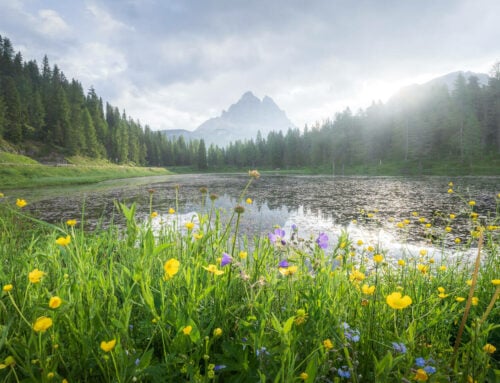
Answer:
[{"xmin": 197, "ymin": 139, "xmax": 208, "ymax": 170}]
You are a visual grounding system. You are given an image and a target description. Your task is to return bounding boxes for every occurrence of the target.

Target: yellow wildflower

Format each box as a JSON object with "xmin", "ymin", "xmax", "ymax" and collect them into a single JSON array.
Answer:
[
  {"xmin": 492, "ymin": 279, "xmax": 500, "ymax": 286},
  {"xmin": 373, "ymin": 254, "xmax": 384, "ymax": 263},
  {"xmin": 213, "ymin": 328, "xmax": 223, "ymax": 337},
  {"xmin": 449, "ymin": 214, "xmax": 456, "ymax": 219},
  {"xmin": 33, "ymin": 316, "xmax": 53, "ymax": 332},
  {"xmin": 279, "ymin": 265, "xmax": 298, "ymax": 276},
  {"xmin": 239, "ymin": 250, "xmax": 248, "ymax": 259},
  {"xmin": 357, "ymin": 239, "xmax": 364, "ymax": 246},
  {"xmin": 2, "ymin": 284, "xmax": 13, "ymax": 292},
  {"xmin": 246, "ymin": 198, "xmax": 252, "ymax": 204},
  {"xmin": 448, "ymin": 181, "xmax": 453, "ymax": 187},
  {"xmin": 386, "ymin": 292, "xmax": 412, "ymax": 309},
  {"xmin": 55, "ymin": 235, "xmax": 71, "ymax": 246},
  {"xmin": 323, "ymin": 339, "xmax": 334, "ymax": 350},
  {"xmin": 417, "ymin": 264, "xmax": 428, "ymax": 274},
  {"xmin": 419, "ymin": 249, "xmax": 427, "ymax": 256},
  {"xmin": 150, "ymin": 211, "xmax": 158, "ymax": 218},
  {"xmin": 398, "ymin": 259, "xmax": 406, "ymax": 267},
  {"xmin": 193, "ymin": 233, "xmax": 203, "ymax": 240},
  {"xmin": 468, "ymin": 200, "xmax": 476, "ymax": 206},
  {"xmin": 66, "ymin": 219, "xmax": 77, "ymax": 226},
  {"xmin": 168, "ymin": 208, "xmax": 175, "ymax": 214},
  {"xmin": 455, "ymin": 237, "xmax": 462, "ymax": 244},
  {"xmin": 367, "ymin": 213, "xmax": 374, "ymax": 218},
  {"xmin": 396, "ymin": 222, "xmax": 405, "ymax": 228},
  {"xmin": 351, "ymin": 219, "xmax": 358, "ymax": 224},
  {"xmin": 203, "ymin": 264, "xmax": 224, "ymax": 275},
  {"xmin": 445, "ymin": 226, "xmax": 452, "ymax": 233},
  {"xmin": 466, "ymin": 279, "xmax": 472, "ymax": 286},
  {"xmin": 100, "ymin": 339, "xmax": 116, "ymax": 352},
  {"xmin": 349, "ymin": 268, "xmax": 365, "ymax": 283},
  {"xmin": 456, "ymin": 297, "xmax": 465, "ymax": 302},
  {"xmin": 366, "ymin": 245, "xmax": 374, "ymax": 252},
  {"xmin": 182, "ymin": 325, "xmax": 192, "ymax": 335},
  {"xmin": 414, "ymin": 368, "xmax": 428, "ymax": 381},
  {"xmin": 163, "ymin": 259, "xmax": 180, "ymax": 280},
  {"xmin": 362, "ymin": 284, "xmax": 375, "ymax": 295},
  {"xmin": 439, "ymin": 265, "xmax": 447, "ymax": 271},
  {"xmin": 185, "ymin": 222, "xmax": 195, "ymax": 230},
  {"xmin": 412, "ymin": 211, "xmax": 418, "ymax": 217},
  {"xmin": 16, "ymin": 199, "xmax": 27, "ymax": 208},
  {"xmin": 483, "ymin": 343, "xmax": 496, "ymax": 354},
  {"xmin": 29, "ymin": 268, "xmax": 45, "ymax": 283},
  {"xmin": 425, "ymin": 223, "xmax": 432, "ymax": 228},
  {"xmin": 0, "ymin": 192, "xmax": 4, "ymax": 198},
  {"xmin": 299, "ymin": 372, "xmax": 308, "ymax": 380},
  {"xmin": 47, "ymin": 372, "xmax": 55, "ymax": 379},
  {"xmin": 49, "ymin": 296, "xmax": 62, "ymax": 309},
  {"xmin": 419, "ymin": 217, "xmax": 426, "ymax": 223},
  {"xmin": 248, "ymin": 170, "xmax": 260, "ymax": 178},
  {"xmin": 472, "ymin": 297, "xmax": 479, "ymax": 306},
  {"xmin": 448, "ymin": 189, "xmax": 453, "ymax": 194}
]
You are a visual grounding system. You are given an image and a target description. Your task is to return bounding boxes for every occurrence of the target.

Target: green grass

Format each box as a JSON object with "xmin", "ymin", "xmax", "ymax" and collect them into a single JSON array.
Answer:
[
  {"xmin": 0, "ymin": 177, "xmax": 499, "ymax": 382},
  {"xmin": 0, "ymin": 152, "xmax": 172, "ymax": 189}
]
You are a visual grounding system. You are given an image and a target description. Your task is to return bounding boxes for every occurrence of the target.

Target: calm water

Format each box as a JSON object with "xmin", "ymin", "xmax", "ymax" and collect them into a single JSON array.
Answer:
[{"xmin": 12, "ymin": 174, "xmax": 500, "ymax": 258}]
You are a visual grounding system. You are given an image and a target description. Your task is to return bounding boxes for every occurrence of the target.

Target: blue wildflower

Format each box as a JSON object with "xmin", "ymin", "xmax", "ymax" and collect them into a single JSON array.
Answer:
[
  {"xmin": 291, "ymin": 224, "xmax": 298, "ymax": 231},
  {"xmin": 391, "ymin": 342, "xmax": 407, "ymax": 354},
  {"xmin": 415, "ymin": 357, "xmax": 426, "ymax": 367},
  {"xmin": 135, "ymin": 358, "xmax": 140, "ymax": 366},
  {"xmin": 221, "ymin": 253, "xmax": 233, "ymax": 267},
  {"xmin": 337, "ymin": 366, "xmax": 351, "ymax": 379},
  {"xmin": 316, "ymin": 232, "xmax": 329, "ymax": 249},
  {"xmin": 214, "ymin": 365, "xmax": 226, "ymax": 371},
  {"xmin": 424, "ymin": 366, "xmax": 436, "ymax": 374},
  {"xmin": 256, "ymin": 346, "xmax": 269, "ymax": 357}
]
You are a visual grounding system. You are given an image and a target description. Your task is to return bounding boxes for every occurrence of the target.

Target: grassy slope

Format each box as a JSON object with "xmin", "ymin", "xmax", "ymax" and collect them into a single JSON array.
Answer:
[{"xmin": 0, "ymin": 153, "xmax": 171, "ymax": 189}]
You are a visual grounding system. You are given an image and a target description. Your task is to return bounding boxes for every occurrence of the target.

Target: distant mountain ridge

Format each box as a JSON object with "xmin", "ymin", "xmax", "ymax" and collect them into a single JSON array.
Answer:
[
  {"xmin": 162, "ymin": 91, "xmax": 294, "ymax": 147},
  {"xmin": 423, "ymin": 70, "xmax": 490, "ymax": 90}
]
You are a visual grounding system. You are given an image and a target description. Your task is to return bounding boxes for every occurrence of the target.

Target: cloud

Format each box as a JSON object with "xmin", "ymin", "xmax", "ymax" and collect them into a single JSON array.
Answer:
[{"xmin": 37, "ymin": 9, "xmax": 71, "ymax": 37}]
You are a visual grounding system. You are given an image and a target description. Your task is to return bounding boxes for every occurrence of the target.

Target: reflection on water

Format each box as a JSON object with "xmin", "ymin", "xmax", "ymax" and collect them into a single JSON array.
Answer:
[{"xmin": 13, "ymin": 174, "xmax": 499, "ymax": 257}]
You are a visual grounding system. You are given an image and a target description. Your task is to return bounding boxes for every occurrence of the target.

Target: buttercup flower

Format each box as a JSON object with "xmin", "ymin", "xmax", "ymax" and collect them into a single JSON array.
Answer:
[
  {"xmin": 248, "ymin": 170, "xmax": 260, "ymax": 178},
  {"xmin": 386, "ymin": 292, "xmax": 412, "ymax": 309},
  {"xmin": 100, "ymin": 339, "xmax": 116, "ymax": 352},
  {"xmin": 414, "ymin": 368, "xmax": 428, "ymax": 381},
  {"xmin": 299, "ymin": 372, "xmax": 308, "ymax": 380},
  {"xmin": 66, "ymin": 219, "xmax": 77, "ymax": 226},
  {"xmin": 246, "ymin": 198, "xmax": 252, "ymax": 204},
  {"xmin": 279, "ymin": 265, "xmax": 298, "ymax": 276},
  {"xmin": 150, "ymin": 211, "xmax": 158, "ymax": 218},
  {"xmin": 203, "ymin": 264, "xmax": 224, "ymax": 275},
  {"xmin": 483, "ymin": 343, "xmax": 496, "ymax": 354},
  {"xmin": 29, "ymin": 268, "xmax": 46, "ymax": 283},
  {"xmin": 164, "ymin": 259, "xmax": 180, "ymax": 280},
  {"xmin": 492, "ymin": 279, "xmax": 500, "ymax": 286},
  {"xmin": 55, "ymin": 235, "xmax": 71, "ymax": 247},
  {"xmin": 323, "ymin": 339, "xmax": 334, "ymax": 350},
  {"xmin": 33, "ymin": 316, "xmax": 53, "ymax": 332},
  {"xmin": 182, "ymin": 325, "xmax": 192, "ymax": 335},
  {"xmin": 213, "ymin": 328, "xmax": 223, "ymax": 337},
  {"xmin": 0, "ymin": 192, "xmax": 4, "ymax": 198},
  {"xmin": 168, "ymin": 208, "xmax": 175, "ymax": 214},
  {"xmin": 2, "ymin": 284, "xmax": 13, "ymax": 292},
  {"xmin": 456, "ymin": 297, "xmax": 465, "ymax": 302},
  {"xmin": 472, "ymin": 297, "xmax": 479, "ymax": 306},
  {"xmin": 349, "ymin": 268, "xmax": 365, "ymax": 283},
  {"xmin": 361, "ymin": 284, "xmax": 375, "ymax": 295},
  {"xmin": 373, "ymin": 254, "xmax": 384, "ymax": 263},
  {"xmin": 468, "ymin": 200, "xmax": 476, "ymax": 206},
  {"xmin": 398, "ymin": 259, "xmax": 406, "ymax": 267},
  {"xmin": 239, "ymin": 251, "xmax": 248, "ymax": 259},
  {"xmin": 49, "ymin": 296, "xmax": 62, "ymax": 309},
  {"xmin": 185, "ymin": 222, "xmax": 195, "ymax": 230},
  {"xmin": 16, "ymin": 199, "xmax": 27, "ymax": 208}
]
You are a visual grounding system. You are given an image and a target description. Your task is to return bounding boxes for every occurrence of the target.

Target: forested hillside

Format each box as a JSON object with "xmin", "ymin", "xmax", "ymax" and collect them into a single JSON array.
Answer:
[{"xmin": 1, "ymin": 35, "xmax": 499, "ymax": 173}]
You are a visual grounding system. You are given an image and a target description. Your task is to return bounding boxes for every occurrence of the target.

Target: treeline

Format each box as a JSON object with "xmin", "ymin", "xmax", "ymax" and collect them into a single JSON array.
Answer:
[
  {"xmin": 1, "ymin": 35, "xmax": 499, "ymax": 172},
  {"xmin": 0, "ymin": 35, "xmax": 202, "ymax": 166}
]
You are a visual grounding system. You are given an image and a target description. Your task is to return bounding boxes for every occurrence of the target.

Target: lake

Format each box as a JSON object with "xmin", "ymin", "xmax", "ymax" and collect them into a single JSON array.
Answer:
[{"xmin": 13, "ymin": 173, "xmax": 500, "ymax": 260}]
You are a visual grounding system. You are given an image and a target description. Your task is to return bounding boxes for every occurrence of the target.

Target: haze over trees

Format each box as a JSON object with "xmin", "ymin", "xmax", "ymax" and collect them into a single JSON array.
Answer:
[{"xmin": 1, "ymin": 35, "xmax": 499, "ymax": 172}]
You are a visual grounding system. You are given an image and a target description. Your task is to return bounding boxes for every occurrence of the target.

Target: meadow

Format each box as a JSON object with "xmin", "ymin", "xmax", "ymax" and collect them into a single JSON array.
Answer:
[{"xmin": 0, "ymin": 173, "xmax": 499, "ymax": 382}]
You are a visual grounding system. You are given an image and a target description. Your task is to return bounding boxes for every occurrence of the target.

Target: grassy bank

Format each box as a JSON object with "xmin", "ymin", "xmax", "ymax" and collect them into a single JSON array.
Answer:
[
  {"xmin": 0, "ymin": 176, "xmax": 499, "ymax": 382},
  {"xmin": 0, "ymin": 153, "xmax": 171, "ymax": 189}
]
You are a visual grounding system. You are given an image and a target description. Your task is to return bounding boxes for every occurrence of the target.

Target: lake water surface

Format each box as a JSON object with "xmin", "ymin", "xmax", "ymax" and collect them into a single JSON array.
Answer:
[{"xmin": 13, "ymin": 174, "xmax": 499, "ymax": 260}]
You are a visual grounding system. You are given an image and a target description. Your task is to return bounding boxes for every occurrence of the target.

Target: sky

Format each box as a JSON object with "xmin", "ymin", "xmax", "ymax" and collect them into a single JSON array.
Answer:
[{"xmin": 0, "ymin": 0, "xmax": 499, "ymax": 131}]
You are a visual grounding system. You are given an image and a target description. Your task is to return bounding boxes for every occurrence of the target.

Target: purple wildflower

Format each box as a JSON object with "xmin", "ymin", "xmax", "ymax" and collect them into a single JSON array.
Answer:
[
  {"xmin": 214, "ymin": 365, "xmax": 227, "ymax": 371},
  {"xmin": 135, "ymin": 358, "xmax": 140, "ymax": 366},
  {"xmin": 291, "ymin": 224, "xmax": 298, "ymax": 232},
  {"xmin": 221, "ymin": 253, "xmax": 233, "ymax": 267},
  {"xmin": 278, "ymin": 259, "xmax": 289, "ymax": 268},
  {"xmin": 316, "ymin": 232, "xmax": 329, "ymax": 249},
  {"xmin": 268, "ymin": 228, "xmax": 286, "ymax": 244}
]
